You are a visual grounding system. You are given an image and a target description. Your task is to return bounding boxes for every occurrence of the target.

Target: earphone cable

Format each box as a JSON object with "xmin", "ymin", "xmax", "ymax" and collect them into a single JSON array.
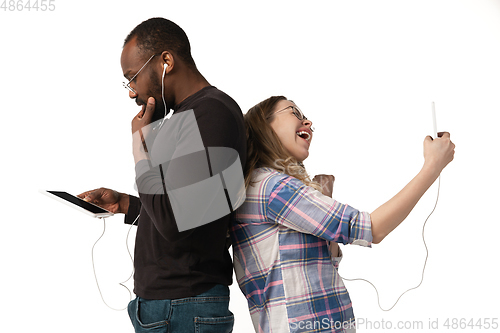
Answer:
[
  {"xmin": 91, "ymin": 214, "xmax": 140, "ymax": 311},
  {"xmin": 339, "ymin": 176, "xmax": 441, "ymax": 311}
]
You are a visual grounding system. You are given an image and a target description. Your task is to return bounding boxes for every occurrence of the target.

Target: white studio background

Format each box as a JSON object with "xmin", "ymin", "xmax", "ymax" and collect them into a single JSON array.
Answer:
[{"xmin": 1, "ymin": 0, "xmax": 499, "ymax": 332}]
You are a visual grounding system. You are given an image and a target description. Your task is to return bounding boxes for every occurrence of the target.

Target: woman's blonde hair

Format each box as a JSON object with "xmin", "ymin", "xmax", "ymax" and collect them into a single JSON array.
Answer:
[{"xmin": 244, "ymin": 96, "xmax": 321, "ymax": 191}]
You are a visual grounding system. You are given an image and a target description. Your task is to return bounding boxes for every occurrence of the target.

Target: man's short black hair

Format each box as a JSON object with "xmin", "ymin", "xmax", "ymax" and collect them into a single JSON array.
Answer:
[{"xmin": 124, "ymin": 17, "xmax": 196, "ymax": 69}]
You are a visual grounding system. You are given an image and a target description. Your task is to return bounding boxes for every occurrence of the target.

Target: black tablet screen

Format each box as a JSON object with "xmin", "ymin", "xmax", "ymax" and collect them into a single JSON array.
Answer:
[{"xmin": 47, "ymin": 191, "xmax": 110, "ymax": 214}]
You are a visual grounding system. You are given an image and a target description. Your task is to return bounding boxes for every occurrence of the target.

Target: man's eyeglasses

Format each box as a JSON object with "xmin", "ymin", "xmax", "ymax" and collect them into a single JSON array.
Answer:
[{"xmin": 122, "ymin": 53, "xmax": 160, "ymax": 94}]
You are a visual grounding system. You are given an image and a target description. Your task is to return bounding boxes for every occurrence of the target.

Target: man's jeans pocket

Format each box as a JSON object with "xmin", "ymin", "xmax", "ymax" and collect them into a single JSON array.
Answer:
[
  {"xmin": 194, "ymin": 313, "xmax": 234, "ymax": 333},
  {"xmin": 128, "ymin": 297, "xmax": 170, "ymax": 333}
]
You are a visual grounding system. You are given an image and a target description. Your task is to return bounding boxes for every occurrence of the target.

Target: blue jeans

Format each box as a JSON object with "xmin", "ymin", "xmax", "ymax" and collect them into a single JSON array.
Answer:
[{"xmin": 127, "ymin": 284, "xmax": 234, "ymax": 333}]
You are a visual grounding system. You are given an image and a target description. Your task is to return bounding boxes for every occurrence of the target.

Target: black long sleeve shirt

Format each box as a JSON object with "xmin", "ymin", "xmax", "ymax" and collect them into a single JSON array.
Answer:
[{"xmin": 124, "ymin": 86, "xmax": 246, "ymax": 300}]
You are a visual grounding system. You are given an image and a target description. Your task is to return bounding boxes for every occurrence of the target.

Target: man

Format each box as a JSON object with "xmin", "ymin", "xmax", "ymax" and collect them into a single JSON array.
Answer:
[{"xmin": 78, "ymin": 17, "xmax": 246, "ymax": 332}]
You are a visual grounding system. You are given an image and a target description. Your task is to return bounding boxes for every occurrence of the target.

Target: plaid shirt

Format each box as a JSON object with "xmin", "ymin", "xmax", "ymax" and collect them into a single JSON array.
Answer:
[{"xmin": 230, "ymin": 168, "xmax": 372, "ymax": 333}]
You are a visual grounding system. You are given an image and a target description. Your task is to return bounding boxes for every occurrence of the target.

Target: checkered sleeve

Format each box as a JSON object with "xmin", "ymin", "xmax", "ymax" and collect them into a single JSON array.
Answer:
[{"xmin": 266, "ymin": 174, "xmax": 372, "ymax": 247}]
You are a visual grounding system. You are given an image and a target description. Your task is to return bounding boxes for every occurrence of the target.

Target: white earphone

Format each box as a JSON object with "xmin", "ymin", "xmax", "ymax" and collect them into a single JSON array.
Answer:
[
  {"xmin": 161, "ymin": 62, "xmax": 172, "ymax": 121},
  {"xmin": 152, "ymin": 62, "xmax": 171, "ymax": 131},
  {"xmin": 163, "ymin": 63, "xmax": 167, "ymax": 76}
]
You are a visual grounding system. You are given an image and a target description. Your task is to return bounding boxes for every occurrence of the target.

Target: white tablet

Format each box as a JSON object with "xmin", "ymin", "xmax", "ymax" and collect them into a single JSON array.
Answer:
[{"xmin": 40, "ymin": 190, "xmax": 114, "ymax": 218}]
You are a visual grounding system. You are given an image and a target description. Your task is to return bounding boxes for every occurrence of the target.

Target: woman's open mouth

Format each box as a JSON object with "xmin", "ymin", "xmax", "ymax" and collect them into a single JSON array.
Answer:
[{"xmin": 296, "ymin": 130, "xmax": 311, "ymax": 142}]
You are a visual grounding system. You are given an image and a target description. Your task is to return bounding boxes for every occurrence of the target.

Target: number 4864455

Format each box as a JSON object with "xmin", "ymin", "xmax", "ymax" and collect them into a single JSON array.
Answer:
[{"xmin": 1, "ymin": 0, "xmax": 56, "ymax": 11}]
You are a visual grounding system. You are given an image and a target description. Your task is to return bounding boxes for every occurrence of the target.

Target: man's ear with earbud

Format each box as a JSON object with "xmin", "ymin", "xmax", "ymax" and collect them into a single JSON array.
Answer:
[
  {"xmin": 160, "ymin": 51, "xmax": 175, "ymax": 76},
  {"xmin": 162, "ymin": 63, "xmax": 168, "ymax": 80}
]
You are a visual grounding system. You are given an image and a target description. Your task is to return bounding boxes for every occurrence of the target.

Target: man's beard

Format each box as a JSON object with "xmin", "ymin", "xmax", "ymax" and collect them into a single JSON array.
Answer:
[{"xmin": 137, "ymin": 71, "xmax": 169, "ymax": 123}]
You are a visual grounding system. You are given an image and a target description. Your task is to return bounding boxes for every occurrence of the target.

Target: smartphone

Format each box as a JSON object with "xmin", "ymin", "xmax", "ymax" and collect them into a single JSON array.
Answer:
[
  {"xmin": 432, "ymin": 102, "xmax": 438, "ymax": 139},
  {"xmin": 40, "ymin": 190, "xmax": 114, "ymax": 218}
]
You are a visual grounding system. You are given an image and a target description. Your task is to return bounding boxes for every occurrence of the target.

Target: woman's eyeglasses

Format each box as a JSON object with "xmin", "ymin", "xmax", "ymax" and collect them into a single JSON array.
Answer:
[{"xmin": 267, "ymin": 105, "xmax": 314, "ymax": 132}]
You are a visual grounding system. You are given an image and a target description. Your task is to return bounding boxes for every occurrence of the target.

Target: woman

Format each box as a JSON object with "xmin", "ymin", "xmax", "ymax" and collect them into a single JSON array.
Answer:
[{"xmin": 230, "ymin": 96, "xmax": 455, "ymax": 332}]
